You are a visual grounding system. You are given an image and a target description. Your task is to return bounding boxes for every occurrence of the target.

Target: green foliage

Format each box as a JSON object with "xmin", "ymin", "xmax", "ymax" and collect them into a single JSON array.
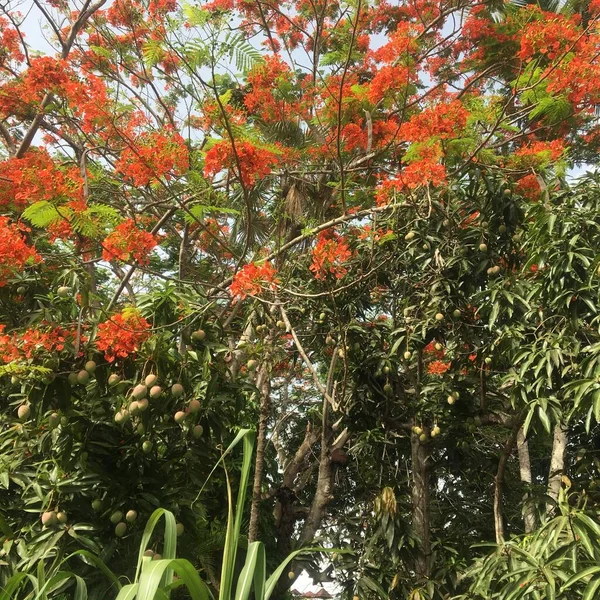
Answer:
[
  {"xmin": 222, "ymin": 33, "xmax": 264, "ymax": 74},
  {"xmin": 460, "ymin": 491, "xmax": 600, "ymax": 600},
  {"xmin": 4, "ymin": 1, "xmax": 600, "ymax": 599},
  {"xmin": 22, "ymin": 201, "xmax": 120, "ymax": 236},
  {"xmin": 3, "ymin": 430, "xmax": 322, "ymax": 600},
  {"xmin": 21, "ymin": 202, "xmax": 63, "ymax": 229}
]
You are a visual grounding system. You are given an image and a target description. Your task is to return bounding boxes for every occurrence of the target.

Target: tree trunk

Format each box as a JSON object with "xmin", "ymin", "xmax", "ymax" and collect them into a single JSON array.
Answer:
[
  {"xmin": 177, "ymin": 223, "xmax": 189, "ymax": 355},
  {"xmin": 517, "ymin": 427, "xmax": 536, "ymax": 533},
  {"xmin": 274, "ymin": 423, "xmax": 320, "ymax": 558},
  {"xmin": 298, "ymin": 398, "xmax": 333, "ymax": 547},
  {"xmin": 492, "ymin": 412, "xmax": 526, "ymax": 543},
  {"xmin": 494, "ymin": 421, "xmax": 521, "ymax": 544},
  {"xmin": 546, "ymin": 423, "xmax": 568, "ymax": 516},
  {"xmin": 248, "ymin": 364, "xmax": 271, "ymax": 543},
  {"xmin": 273, "ymin": 401, "xmax": 346, "ymax": 597},
  {"xmin": 411, "ymin": 431, "xmax": 431, "ymax": 578}
]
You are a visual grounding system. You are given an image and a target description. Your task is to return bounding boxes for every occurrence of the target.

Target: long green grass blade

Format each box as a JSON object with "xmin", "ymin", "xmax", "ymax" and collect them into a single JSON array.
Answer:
[
  {"xmin": 252, "ymin": 543, "xmax": 266, "ymax": 600},
  {"xmin": 64, "ymin": 549, "xmax": 122, "ymax": 590},
  {"xmin": 33, "ymin": 572, "xmax": 73, "ymax": 600},
  {"xmin": 583, "ymin": 575, "xmax": 600, "ymax": 600},
  {"xmin": 136, "ymin": 558, "xmax": 212, "ymax": 600},
  {"xmin": 561, "ymin": 565, "xmax": 600, "ymax": 590},
  {"xmin": 74, "ymin": 575, "xmax": 88, "ymax": 600},
  {"xmin": 0, "ymin": 573, "xmax": 38, "ymax": 600},
  {"xmin": 192, "ymin": 428, "xmax": 255, "ymax": 510},
  {"xmin": 115, "ymin": 583, "xmax": 139, "ymax": 600},
  {"xmin": 30, "ymin": 570, "xmax": 91, "ymax": 600},
  {"xmin": 36, "ymin": 561, "xmax": 47, "ymax": 600},
  {"xmin": 220, "ymin": 464, "xmax": 236, "ymax": 600},
  {"xmin": 219, "ymin": 430, "xmax": 255, "ymax": 600},
  {"xmin": 134, "ymin": 508, "xmax": 178, "ymax": 583},
  {"xmin": 264, "ymin": 548, "xmax": 323, "ymax": 600},
  {"xmin": 234, "ymin": 541, "xmax": 264, "ymax": 600}
]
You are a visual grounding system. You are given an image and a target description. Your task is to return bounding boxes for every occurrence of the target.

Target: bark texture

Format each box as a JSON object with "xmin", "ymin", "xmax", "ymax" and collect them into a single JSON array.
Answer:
[
  {"xmin": 411, "ymin": 432, "xmax": 431, "ymax": 578},
  {"xmin": 546, "ymin": 423, "xmax": 568, "ymax": 516},
  {"xmin": 517, "ymin": 427, "xmax": 536, "ymax": 533},
  {"xmin": 248, "ymin": 363, "xmax": 272, "ymax": 543},
  {"xmin": 493, "ymin": 421, "xmax": 521, "ymax": 544},
  {"xmin": 274, "ymin": 423, "xmax": 320, "ymax": 557}
]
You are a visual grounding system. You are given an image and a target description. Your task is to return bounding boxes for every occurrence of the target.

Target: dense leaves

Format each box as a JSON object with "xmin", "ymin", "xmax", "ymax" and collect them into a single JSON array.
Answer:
[{"xmin": 2, "ymin": 0, "xmax": 600, "ymax": 598}]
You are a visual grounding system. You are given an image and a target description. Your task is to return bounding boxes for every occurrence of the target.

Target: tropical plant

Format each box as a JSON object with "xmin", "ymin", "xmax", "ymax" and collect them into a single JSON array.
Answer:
[
  {"xmin": 2, "ymin": 0, "xmax": 600, "ymax": 598},
  {"xmin": 2, "ymin": 429, "xmax": 325, "ymax": 600},
  {"xmin": 458, "ymin": 488, "xmax": 600, "ymax": 600}
]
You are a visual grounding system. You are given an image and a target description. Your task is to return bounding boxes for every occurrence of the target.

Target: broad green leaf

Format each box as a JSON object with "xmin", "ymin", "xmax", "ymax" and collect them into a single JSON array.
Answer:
[
  {"xmin": 134, "ymin": 508, "xmax": 178, "ymax": 583},
  {"xmin": 537, "ymin": 406, "xmax": 551, "ymax": 434},
  {"xmin": 561, "ymin": 565, "xmax": 600, "ymax": 590},
  {"xmin": 115, "ymin": 583, "xmax": 139, "ymax": 600},
  {"xmin": 0, "ymin": 573, "xmax": 38, "ymax": 600},
  {"xmin": 583, "ymin": 576, "xmax": 600, "ymax": 600},
  {"xmin": 136, "ymin": 559, "xmax": 211, "ymax": 600},
  {"xmin": 234, "ymin": 541, "xmax": 264, "ymax": 600},
  {"xmin": 219, "ymin": 430, "xmax": 255, "ymax": 600}
]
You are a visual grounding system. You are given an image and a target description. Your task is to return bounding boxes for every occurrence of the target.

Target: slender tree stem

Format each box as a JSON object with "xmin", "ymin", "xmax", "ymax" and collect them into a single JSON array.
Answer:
[
  {"xmin": 546, "ymin": 423, "xmax": 568, "ymax": 516},
  {"xmin": 517, "ymin": 427, "xmax": 536, "ymax": 533}
]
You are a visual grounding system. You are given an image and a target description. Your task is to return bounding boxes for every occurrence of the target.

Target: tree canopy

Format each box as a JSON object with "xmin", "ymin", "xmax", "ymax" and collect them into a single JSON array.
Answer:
[{"xmin": 2, "ymin": 0, "xmax": 600, "ymax": 598}]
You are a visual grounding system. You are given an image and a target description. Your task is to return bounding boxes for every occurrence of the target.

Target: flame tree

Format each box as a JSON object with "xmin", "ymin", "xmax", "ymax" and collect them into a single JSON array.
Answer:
[{"xmin": 2, "ymin": 0, "xmax": 600, "ymax": 598}]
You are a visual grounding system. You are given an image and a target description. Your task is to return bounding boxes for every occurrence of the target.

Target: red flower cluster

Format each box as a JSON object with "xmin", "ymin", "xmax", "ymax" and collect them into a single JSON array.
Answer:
[
  {"xmin": 0, "ymin": 218, "xmax": 41, "ymax": 286},
  {"xmin": 116, "ymin": 129, "xmax": 189, "ymax": 186},
  {"xmin": 400, "ymin": 159, "xmax": 447, "ymax": 190},
  {"xmin": 423, "ymin": 341, "xmax": 445, "ymax": 359},
  {"xmin": 47, "ymin": 217, "xmax": 75, "ymax": 243},
  {"xmin": 0, "ymin": 57, "xmax": 92, "ymax": 119},
  {"xmin": 102, "ymin": 219, "xmax": 158, "ymax": 264},
  {"xmin": 309, "ymin": 230, "xmax": 353, "ymax": 280},
  {"xmin": 375, "ymin": 141, "xmax": 447, "ymax": 203},
  {"xmin": 426, "ymin": 359, "xmax": 451, "ymax": 375},
  {"xmin": 229, "ymin": 262, "xmax": 278, "ymax": 300},
  {"xmin": 356, "ymin": 226, "xmax": 393, "ymax": 242},
  {"xmin": 518, "ymin": 10, "xmax": 582, "ymax": 61},
  {"xmin": 195, "ymin": 217, "xmax": 231, "ymax": 256},
  {"xmin": 19, "ymin": 325, "xmax": 78, "ymax": 359},
  {"xmin": 0, "ymin": 325, "xmax": 19, "ymax": 364},
  {"xmin": 95, "ymin": 308, "xmax": 151, "ymax": 362},
  {"xmin": 105, "ymin": 0, "xmax": 143, "ymax": 27},
  {"xmin": 458, "ymin": 5, "xmax": 503, "ymax": 61},
  {"xmin": 203, "ymin": 0, "xmax": 234, "ymax": 10},
  {"xmin": 0, "ymin": 148, "xmax": 84, "ymax": 209},
  {"xmin": 516, "ymin": 174, "xmax": 542, "ymax": 201},
  {"xmin": 399, "ymin": 100, "xmax": 470, "ymax": 143},
  {"xmin": 422, "ymin": 340, "xmax": 451, "ymax": 375},
  {"xmin": 0, "ymin": 323, "xmax": 80, "ymax": 364},
  {"xmin": 148, "ymin": 0, "xmax": 177, "ymax": 16},
  {"xmin": 366, "ymin": 22, "xmax": 421, "ymax": 103},
  {"xmin": 0, "ymin": 16, "xmax": 24, "ymax": 65},
  {"xmin": 244, "ymin": 55, "xmax": 298, "ymax": 123},
  {"xmin": 368, "ymin": 65, "xmax": 411, "ymax": 103},
  {"xmin": 204, "ymin": 140, "xmax": 281, "ymax": 187},
  {"xmin": 371, "ymin": 21, "xmax": 421, "ymax": 63},
  {"xmin": 512, "ymin": 140, "xmax": 566, "ymax": 169},
  {"xmin": 193, "ymin": 101, "xmax": 247, "ymax": 132},
  {"xmin": 340, "ymin": 122, "xmax": 368, "ymax": 153}
]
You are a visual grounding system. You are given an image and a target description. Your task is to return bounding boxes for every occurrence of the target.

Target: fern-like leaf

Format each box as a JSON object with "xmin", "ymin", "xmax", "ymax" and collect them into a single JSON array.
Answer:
[
  {"xmin": 225, "ymin": 33, "xmax": 264, "ymax": 73},
  {"xmin": 529, "ymin": 96, "xmax": 572, "ymax": 125},
  {"xmin": 142, "ymin": 40, "xmax": 165, "ymax": 67},
  {"xmin": 21, "ymin": 201, "xmax": 63, "ymax": 228},
  {"xmin": 184, "ymin": 204, "xmax": 240, "ymax": 224}
]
